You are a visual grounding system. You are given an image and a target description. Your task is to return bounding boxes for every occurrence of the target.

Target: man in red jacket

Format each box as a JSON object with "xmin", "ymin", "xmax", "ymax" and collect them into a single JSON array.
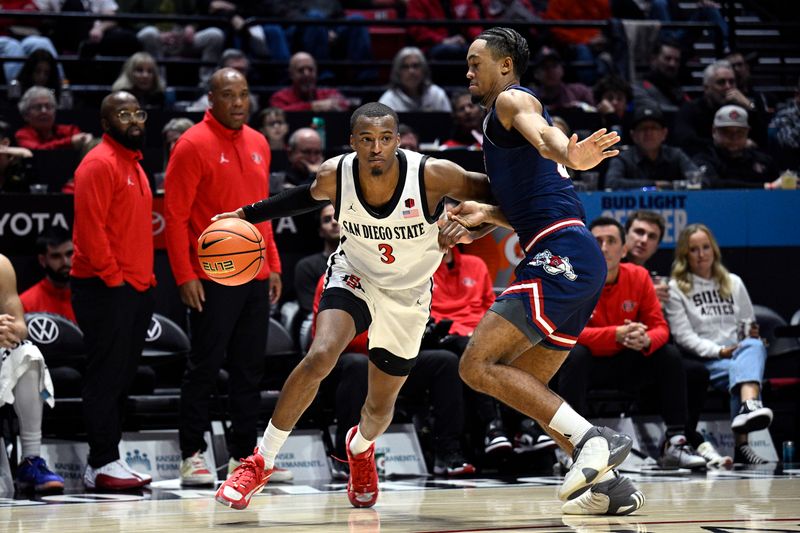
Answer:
[
  {"xmin": 268, "ymin": 52, "xmax": 348, "ymax": 112},
  {"xmin": 20, "ymin": 226, "xmax": 75, "ymax": 323},
  {"xmin": 164, "ymin": 68, "xmax": 283, "ymax": 486},
  {"xmin": 556, "ymin": 217, "xmax": 705, "ymax": 470},
  {"xmin": 71, "ymin": 91, "xmax": 155, "ymax": 490}
]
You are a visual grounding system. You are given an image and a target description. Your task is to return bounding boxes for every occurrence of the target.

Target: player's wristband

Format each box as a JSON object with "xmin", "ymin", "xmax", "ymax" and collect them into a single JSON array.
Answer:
[{"xmin": 242, "ymin": 184, "xmax": 328, "ymax": 223}]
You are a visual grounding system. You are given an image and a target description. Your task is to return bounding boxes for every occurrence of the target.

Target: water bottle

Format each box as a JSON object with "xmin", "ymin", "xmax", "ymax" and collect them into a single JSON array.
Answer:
[
  {"xmin": 59, "ymin": 79, "xmax": 73, "ymax": 110},
  {"xmin": 7, "ymin": 79, "xmax": 21, "ymax": 99},
  {"xmin": 784, "ymin": 441, "xmax": 795, "ymax": 465},
  {"xmin": 311, "ymin": 116, "xmax": 326, "ymax": 150}
]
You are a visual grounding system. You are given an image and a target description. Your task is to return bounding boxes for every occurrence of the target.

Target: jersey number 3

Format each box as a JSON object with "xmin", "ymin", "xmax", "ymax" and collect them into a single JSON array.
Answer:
[{"xmin": 378, "ymin": 243, "xmax": 395, "ymax": 264}]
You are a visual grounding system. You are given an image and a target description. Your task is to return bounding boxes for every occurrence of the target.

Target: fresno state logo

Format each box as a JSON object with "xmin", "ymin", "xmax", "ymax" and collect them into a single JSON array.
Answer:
[{"xmin": 530, "ymin": 249, "xmax": 577, "ymax": 281}]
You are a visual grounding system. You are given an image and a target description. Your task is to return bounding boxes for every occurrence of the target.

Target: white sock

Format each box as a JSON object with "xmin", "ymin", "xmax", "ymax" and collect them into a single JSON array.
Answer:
[
  {"xmin": 258, "ymin": 420, "xmax": 291, "ymax": 470},
  {"xmin": 349, "ymin": 425, "xmax": 374, "ymax": 456},
  {"xmin": 12, "ymin": 366, "xmax": 43, "ymax": 458},
  {"xmin": 548, "ymin": 402, "xmax": 593, "ymax": 448}
]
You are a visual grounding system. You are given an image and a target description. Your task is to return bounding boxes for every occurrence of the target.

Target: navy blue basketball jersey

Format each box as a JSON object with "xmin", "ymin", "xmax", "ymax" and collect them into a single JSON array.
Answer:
[{"xmin": 482, "ymin": 85, "xmax": 586, "ymax": 252}]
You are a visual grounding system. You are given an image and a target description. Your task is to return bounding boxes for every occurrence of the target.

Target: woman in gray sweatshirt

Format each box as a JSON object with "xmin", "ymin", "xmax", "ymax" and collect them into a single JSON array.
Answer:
[{"xmin": 664, "ymin": 223, "xmax": 772, "ymax": 465}]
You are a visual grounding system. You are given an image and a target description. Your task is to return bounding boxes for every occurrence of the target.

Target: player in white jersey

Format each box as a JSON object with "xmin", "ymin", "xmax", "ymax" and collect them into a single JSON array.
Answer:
[{"xmin": 212, "ymin": 102, "xmax": 494, "ymax": 511}]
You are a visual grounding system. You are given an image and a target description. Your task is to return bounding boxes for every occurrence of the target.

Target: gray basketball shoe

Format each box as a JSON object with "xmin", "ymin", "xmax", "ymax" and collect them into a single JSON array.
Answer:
[
  {"xmin": 562, "ymin": 471, "xmax": 645, "ymax": 515},
  {"xmin": 558, "ymin": 426, "xmax": 633, "ymax": 501}
]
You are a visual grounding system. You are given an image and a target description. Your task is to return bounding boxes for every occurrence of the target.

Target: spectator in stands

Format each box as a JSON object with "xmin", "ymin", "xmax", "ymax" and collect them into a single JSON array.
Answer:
[
  {"xmin": 725, "ymin": 51, "xmax": 771, "ymax": 114},
  {"xmin": 441, "ymin": 90, "xmax": 484, "ymax": 150},
  {"xmin": 15, "ymin": 49, "xmax": 62, "ymax": 103},
  {"xmin": 258, "ymin": 107, "xmax": 289, "ymax": 151},
  {"xmin": 605, "ymin": 105, "xmax": 697, "ymax": 190},
  {"xmin": 0, "ymin": 21, "xmax": 61, "ymax": 83},
  {"xmin": 164, "ymin": 68, "xmax": 285, "ymax": 486},
  {"xmin": 111, "ymin": 52, "xmax": 167, "ymax": 109},
  {"xmin": 673, "ymin": 60, "xmax": 765, "ymax": 156},
  {"xmin": 529, "ymin": 47, "xmax": 594, "ymax": 113},
  {"xmin": 693, "ymin": 105, "xmax": 781, "ymax": 189},
  {"xmin": 557, "ymin": 217, "xmax": 706, "ymax": 470},
  {"xmin": 126, "ymin": 0, "xmax": 224, "ymax": 85},
  {"xmin": 14, "ymin": 86, "xmax": 94, "ymax": 151},
  {"xmin": 0, "ymin": 120, "xmax": 33, "ymax": 193},
  {"xmin": 480, "ymin": 0, "xmax": 537, "ymax": 23},
  {"xmin": 294, "ymin": 203, "xmax": 339, "ymax": 317},
  {"xmin": 407, "ymin": 0, "xmax": 482, "ymax": 61},
  {"xmin": 270, "ymin": 127, "xmax": 324, "ymax": 193},
  {"xmin": 621, "ymin": 210, "xmax": 728, "ymax": 466},
  {"xmin": 269, "ymin": 52, "xmax": 349, "ymax": 112},
  {"xmin": 633, "ymin": 40, "xmax": 688, "ymax": 113},
  {"xmin": 541, "ymin": 0, "xmax": 612, "ymax": 85},
  {"xmin": 311, "ymin": 276, "xmax": 476, "ymax": 477},
  {"xmin": 20, "ymin": 227, "xmax": 75, "ymax": 323},
  {"xmin": 431, "ymin": 230, "xmax": 522, "ymax": 457},
  {"xmin": 0, "ymin": 254, "xmax": 64, "ymax": 493},
  {"xmin": 155, "ymin": 117, "xmax": 195, "ymax": 193},
  {"xmin": 768, "ymin": 76, "xmax": 800, "ymax": 172},
  {"xmin": 593, "ymin": 76, "xmax": 632, "ymax": 141},
  {"xmin": 399, "ymin": 123, "xmax": 420, "ymax": 151},
  {"xmin": 379, "ymin": 47, "xmax": 452, "ymax": 113},
  {"xmin": 665, "ymin": 223, "xmax": 773, "ymax": 465},
  {"xmin": 71, "ymin": 91, "xmax": 155, "ymax": 490}
]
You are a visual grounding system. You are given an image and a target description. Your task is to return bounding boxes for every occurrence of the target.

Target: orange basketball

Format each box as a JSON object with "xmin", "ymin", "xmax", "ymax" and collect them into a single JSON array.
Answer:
[{"xmin": 197, "ymin": 218, "xmax": 265, "ymax": 286}]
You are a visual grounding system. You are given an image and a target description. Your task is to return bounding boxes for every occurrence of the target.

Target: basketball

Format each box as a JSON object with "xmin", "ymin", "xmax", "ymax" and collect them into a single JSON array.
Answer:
[{"xmin": 197, "ymin": 218, "xmax": 265, "ymax": 286}]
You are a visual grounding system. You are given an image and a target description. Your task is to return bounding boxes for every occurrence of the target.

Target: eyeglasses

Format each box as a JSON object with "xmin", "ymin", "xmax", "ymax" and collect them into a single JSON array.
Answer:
[
  {"xmin": 400, "ymin": 63, "xmax": 423, "ymax": 70},
  {"xmin": 117, "ymin": 110, "xmax": 148, "ymax": 124},
  {"xmin": 266, "ymin": 120, "xmax": 287, "ymax": 127},
  {"xmin": 298, "ymin": 148, "xmax": 323, "ymax": 156}
]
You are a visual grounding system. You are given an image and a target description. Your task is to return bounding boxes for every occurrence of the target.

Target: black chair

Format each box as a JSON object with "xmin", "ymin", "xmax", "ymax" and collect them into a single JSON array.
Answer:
[{"xmin": 753, "ymin": 305, "xmax": 800, "ymax": 358}]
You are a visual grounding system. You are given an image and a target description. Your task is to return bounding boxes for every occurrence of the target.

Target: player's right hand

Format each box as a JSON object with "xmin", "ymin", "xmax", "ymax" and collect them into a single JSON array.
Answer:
[
  {"xmin": 211, "ymin": 208, "xmax": 245, "ymax": 221},
  {"xmin": 179, "ymin": 279, "xmax": 205, "ymax": 312},
  {"xmin": 446, "ymin": 201, "xmax": 489, "ymax": 229},
  {"xmin": 437, "ymin": 216, "xmax": 474, "ymax": 251}
]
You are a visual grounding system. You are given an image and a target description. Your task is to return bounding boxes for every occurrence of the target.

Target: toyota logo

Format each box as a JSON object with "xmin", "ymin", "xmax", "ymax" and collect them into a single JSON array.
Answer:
[
  {"xmin": 152, "ymin": 211, "xmax": 165, "ymax": 236},
  {"xmin": 145, "ymin": 317, "xmax": 162, "ymax": 342},
  {"xmin": 28, "ymin": 316, "xmax": 60, "ymax": 344}
]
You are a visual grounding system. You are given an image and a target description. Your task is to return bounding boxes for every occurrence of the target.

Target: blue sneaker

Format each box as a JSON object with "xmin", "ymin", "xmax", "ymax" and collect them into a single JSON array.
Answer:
[{"xmin": 16, "ymin": 456, "xmax": 65, "ymax": 491}]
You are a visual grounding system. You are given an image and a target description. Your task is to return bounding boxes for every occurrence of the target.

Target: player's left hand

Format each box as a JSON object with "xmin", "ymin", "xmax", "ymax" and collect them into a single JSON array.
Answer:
[
  {"xmin": 567, "ymin": 129, "xmax": 620, "ymax": 170},
  {"xmin": 437, "ymin": 215, "xmax": 474, "ymax": 251},
  {"xmin": 268, "ymin": 272, "xmax": 282, "ymax": 304}
]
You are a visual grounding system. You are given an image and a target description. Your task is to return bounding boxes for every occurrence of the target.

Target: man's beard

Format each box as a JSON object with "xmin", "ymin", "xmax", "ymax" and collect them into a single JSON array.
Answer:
[
  {"xmin": 370, "ymin": 167, "xmax": 383, "ymax": 177},
  {"xmin": 106, "ymin": 125, "xmax": 145, "ymax": 151},
  {"xmin": 44, "ymin": 265, "xmax": 70, "ymax": 284}
]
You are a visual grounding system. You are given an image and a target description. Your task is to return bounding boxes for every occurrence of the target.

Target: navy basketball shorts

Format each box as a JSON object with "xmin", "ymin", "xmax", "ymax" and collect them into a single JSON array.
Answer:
[{"xmin": 491, "ymin": 224, "xmax": 606, "ymax": 351}]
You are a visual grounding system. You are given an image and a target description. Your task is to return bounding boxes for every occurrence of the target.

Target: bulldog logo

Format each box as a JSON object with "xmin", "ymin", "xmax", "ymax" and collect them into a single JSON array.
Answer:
[{"xmin": 530, "ymin": 249, "xmax": 577, "ymax": 281}]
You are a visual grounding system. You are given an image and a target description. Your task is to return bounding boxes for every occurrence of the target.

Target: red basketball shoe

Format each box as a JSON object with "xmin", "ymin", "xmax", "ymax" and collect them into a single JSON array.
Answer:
[
  {"xmin": 214, "ymin": 448, "xmax": 273, "ymax": 510},
  {"xmin": 345, "ymin": 426, "xmax": 379, "ymax": 508}
]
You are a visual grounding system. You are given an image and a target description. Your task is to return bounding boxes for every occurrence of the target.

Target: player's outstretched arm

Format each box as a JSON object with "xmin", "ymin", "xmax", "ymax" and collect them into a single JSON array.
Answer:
[
  {"xmin": 212, "ymin": 159, "xmax": 339, "ymax": 222},
  {"xmin": 495, "ymin": 90, "xmax": 620, "ymax": 171}
]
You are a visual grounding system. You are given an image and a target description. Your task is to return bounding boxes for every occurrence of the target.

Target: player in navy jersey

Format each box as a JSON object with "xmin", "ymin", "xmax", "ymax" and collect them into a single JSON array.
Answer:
[{"xmin": 439, "ymin": 27, "xmax": 646, "ymax": 516}]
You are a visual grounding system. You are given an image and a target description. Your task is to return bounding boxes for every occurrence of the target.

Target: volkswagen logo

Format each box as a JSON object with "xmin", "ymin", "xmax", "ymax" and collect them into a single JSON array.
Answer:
[
  {"xmin": 152, "ymin": 211, "xmax": 165, "ymax": 236},
  {"xmin": 145, "ymin": 317, "xmax": 162, "ymax": 342},
  {"xmin": 28, "ymin": 316, "xmax": 60, "ymax": 344}
]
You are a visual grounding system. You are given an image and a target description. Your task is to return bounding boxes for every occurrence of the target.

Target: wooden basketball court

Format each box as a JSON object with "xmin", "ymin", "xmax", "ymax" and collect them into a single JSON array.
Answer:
[{"xmin": 3, "ymin": 467, "xmax": 799, "ymax": 532}]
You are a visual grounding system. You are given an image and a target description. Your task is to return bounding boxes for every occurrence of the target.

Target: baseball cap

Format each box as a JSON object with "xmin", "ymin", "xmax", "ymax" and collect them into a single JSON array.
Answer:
[
  {"xmin": 713, "ymin": 105, "xmax": 749, "ymax": 128},
  {"xmin": 533, "ymin": 46, "xmax": 562, "ymax": 68},
  {"xmin": 631, "ymin": 105, "xmax": 666, "ymax": 128}
]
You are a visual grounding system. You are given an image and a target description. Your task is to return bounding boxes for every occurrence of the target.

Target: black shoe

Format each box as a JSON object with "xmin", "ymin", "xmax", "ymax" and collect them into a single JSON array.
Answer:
[
  {"xmin": 433, "ymin": 450, "xmax": 476, "ymax": 477},
  {"xmin": 484, "ymin": 419, "xmax": 513, "ymax": 455},
  {"xmin": 734, "ymin": 444, "xmax": 769, "ymax": 465},
  {"xmin": 731, "ymin": 400, "xmax": 773, "ymax": 434},
  {"xmin": 514, "ymin": 418, "xmax": 557, "ymax": 453}
]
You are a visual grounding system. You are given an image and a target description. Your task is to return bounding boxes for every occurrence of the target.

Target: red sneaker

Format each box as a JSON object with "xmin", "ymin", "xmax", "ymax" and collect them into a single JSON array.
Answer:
[
  {"xmin": 214, "ymin": 448, "xmax": 273, "ymax": 510},
  {"xmin": 345, "ymin": 426, "xmax": 379, "ymax": 508}
]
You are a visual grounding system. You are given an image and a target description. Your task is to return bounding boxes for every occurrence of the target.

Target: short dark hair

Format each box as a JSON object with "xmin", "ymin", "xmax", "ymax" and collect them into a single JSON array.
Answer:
[
  {"xmin": 652, "ymin": 38, "xmax": 681, "ymax": 57},
  {"xmin": 476, "ymin": 27, "xmax": 529, "ymax": 79},
  {"xmin": 593, "ymin": 76, "xmax": 633, "ymax": 105},
  {"xmin": 624, "ymin": 210, "xmax": 666, "ymax": 243},
  {"xmin": 589, "ymin": 216, "xmax": 625, "ymax": 244},
  {"xmin": 350, "ymin": 102, "xmax": 399, "ymax": 133},
  {"xmin": 398, "ymin": 123, "xmax": 417, "ymax": 137},
  {"xmin": 36, "ymin": 226, "xmax": 72, "ymax": 255}
]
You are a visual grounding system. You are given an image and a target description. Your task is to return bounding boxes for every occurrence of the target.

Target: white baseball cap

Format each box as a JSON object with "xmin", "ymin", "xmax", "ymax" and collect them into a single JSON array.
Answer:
[{"xmin": 713, "ymin": 105, "xmax": 749, "ymax": 128}]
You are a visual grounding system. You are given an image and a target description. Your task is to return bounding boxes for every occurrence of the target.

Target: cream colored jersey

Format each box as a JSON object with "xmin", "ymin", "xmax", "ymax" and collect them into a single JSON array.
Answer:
[{"xmin": 333, "ymin": 149, "xmax": 443, "ymax": 290}]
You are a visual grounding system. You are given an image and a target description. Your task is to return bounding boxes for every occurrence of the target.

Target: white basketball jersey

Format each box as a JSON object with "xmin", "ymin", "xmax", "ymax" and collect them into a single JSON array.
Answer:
[{"xmin": 334, "ymin": 149, "xmax": 443, "ymax": 290}]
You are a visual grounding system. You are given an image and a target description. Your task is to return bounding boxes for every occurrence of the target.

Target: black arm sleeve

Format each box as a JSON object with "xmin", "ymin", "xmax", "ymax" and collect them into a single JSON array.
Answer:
[{"xmin": 241, "ymin": 184, "xmax": 328, "ymax": 223}]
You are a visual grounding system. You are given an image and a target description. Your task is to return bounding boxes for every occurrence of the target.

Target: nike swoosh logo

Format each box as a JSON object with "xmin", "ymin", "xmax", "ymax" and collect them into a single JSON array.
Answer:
[{"xmin": 201, "ymin": 237, "xmax": 229, "ymax": 250}]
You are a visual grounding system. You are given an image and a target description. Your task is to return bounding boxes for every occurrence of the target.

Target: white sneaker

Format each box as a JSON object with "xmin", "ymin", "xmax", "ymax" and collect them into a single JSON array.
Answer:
[
  {"xmin": 562, "ymin": 471, "xmax": 645, "ymax": 516},
  {"xmin": 731, "ymin": 399, "xmax": 773, "ymax": 434},
  {"xmin": 84, "ymin": 459, "xmax": 151, "ymax": 490},
  {"xmin": 697, "ymin": 441, "xmax": 733, "ymax": 467},
  {"xmin": 229, "ymin": 457, "xmax": 293, "ymax": 482},
  {"xmin": 180, "ymin": 451, "xmax": 216, "ymax": 486},
  {"xmin": 558, "ymin": 426, "xmax": 632, "ymax": 501},
  {"xmin": 658, "ymin": 435, "xmax": 707, "ymax": 470}
]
